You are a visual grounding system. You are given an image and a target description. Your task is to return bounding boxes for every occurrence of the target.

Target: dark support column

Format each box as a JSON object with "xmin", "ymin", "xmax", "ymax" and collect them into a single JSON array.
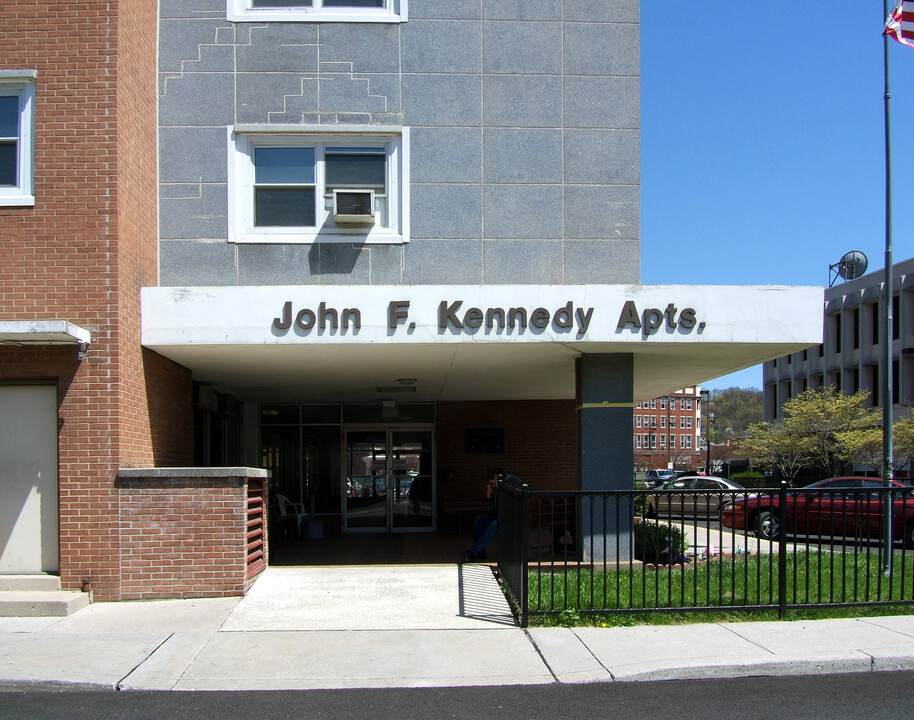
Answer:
[{"xmin": 575, "ymin": 354, "xmax": 634, "ymax": 562}]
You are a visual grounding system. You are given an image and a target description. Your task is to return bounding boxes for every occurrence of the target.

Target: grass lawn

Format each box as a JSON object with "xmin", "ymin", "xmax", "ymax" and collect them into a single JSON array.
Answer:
[{"xmin": 525, "ymin": 550, "xmax": 914, "ymax": 627}]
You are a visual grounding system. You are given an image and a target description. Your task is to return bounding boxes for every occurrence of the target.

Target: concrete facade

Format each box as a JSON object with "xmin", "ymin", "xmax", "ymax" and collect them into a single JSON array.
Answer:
[{"xmin": 157, "ymin": 0, "xmax": 642, "ymax": 287}]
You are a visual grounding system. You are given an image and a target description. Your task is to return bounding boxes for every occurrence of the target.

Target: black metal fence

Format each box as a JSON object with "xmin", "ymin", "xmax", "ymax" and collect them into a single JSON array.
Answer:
[{"xmin": 497, "ymin": 480, "xmax": 914, "ymax": 627}]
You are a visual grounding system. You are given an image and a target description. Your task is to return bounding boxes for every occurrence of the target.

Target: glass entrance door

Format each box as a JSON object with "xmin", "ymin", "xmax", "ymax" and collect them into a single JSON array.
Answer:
[{"xmin": 344, "ymin": 427, "xmax": 434, "ymax": 532}]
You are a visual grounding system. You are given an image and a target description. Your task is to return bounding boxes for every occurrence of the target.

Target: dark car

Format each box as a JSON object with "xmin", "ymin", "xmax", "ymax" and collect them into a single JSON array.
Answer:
[
  {"xmin": 719, "ymin": 476, "xmax": 914, "ymax": 547},
  {"xmin": 643, "ymin": 469, "xmax": 677, "ymax": 488}
]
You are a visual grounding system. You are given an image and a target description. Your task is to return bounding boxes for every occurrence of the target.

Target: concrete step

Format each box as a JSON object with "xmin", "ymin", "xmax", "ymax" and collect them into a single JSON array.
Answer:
[
  {"xmin": 0, "ymin": 574, "xmax": 62, "ymax": 592},
  {"xmin": 0, "ymin": 590, "xmax": 90, "ymax": 617}
]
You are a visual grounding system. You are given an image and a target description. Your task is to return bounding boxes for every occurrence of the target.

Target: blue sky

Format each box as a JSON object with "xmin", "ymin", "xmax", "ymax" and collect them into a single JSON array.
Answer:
[{"xmin": 641, "ymin": 3, "xmax": 914, "ymax": 390}]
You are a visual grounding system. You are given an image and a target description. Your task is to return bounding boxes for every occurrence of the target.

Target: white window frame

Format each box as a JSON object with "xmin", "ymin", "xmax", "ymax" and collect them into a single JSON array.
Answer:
[
  {"xmin": 0, "ymin": 71, "xmax": 37, "ymax": 207},
  {"xmin": 227, "ymin": 0, "xmax": 406, "ymax": 22},
  {"xmin": 229, "ymin": 125, "xmax": 409, "ymax": 245}
]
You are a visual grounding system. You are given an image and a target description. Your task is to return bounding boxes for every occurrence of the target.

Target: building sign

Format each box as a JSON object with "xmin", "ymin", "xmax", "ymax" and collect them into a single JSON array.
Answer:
[
  {"xmin": 270, "ymin": 297, "xmax": 704, "ymax": 338},
  {"xmin": 142, "ymin": 283, "xmax": 822, "ymax": 348}
]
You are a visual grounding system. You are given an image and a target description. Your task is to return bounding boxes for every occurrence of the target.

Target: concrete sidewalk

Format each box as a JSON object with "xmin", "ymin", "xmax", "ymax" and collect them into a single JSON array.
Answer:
[{"xmin": 1, "ymin": 566, "xmax": 913, "ymax": 691}]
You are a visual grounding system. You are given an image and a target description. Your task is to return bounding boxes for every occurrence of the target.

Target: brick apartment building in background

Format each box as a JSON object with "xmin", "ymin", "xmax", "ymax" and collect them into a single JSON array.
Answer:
[{"xmin": 633, "ymin": 386, "xmax": 703, "ymax": 472}]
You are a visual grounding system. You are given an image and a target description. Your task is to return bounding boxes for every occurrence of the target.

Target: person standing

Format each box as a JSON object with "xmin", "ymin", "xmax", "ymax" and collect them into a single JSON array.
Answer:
[{"xmin": 460, "ymin": 469, "xmax": 502, "ymax": 562}]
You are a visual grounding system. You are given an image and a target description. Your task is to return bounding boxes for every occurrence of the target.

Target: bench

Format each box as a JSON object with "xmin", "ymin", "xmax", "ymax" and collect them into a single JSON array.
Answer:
[{"xmin": 440, "ymin": 501, "xmax": 489, "ymax": 535}]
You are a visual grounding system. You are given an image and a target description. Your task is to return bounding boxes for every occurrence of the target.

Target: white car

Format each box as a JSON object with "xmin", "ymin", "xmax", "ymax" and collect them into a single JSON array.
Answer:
[{"xmin": 646, "ymin": 476, "xmax": 745, "ymax": 518}]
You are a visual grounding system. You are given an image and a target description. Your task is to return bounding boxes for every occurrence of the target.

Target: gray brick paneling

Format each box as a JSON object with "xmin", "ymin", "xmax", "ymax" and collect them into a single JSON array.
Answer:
[
  {"xmin": 483, "ymin": 240, "xmax": 563, "ymax": 284},
  {"xmin": 483, "ymin": 21, "xmax": 562, "ymax": 75},
  {"xmin": 483, "ymin": 75, "xmax": 562, "ymax": 128},
  {"xmin": 159, "ymin": 240, "xmax": 237, "ymax": 287},
  {"xmin": 564, "ymin": 76, "xmax": 640, "ymax": 129},
  {"xmin": 564, "ymin": 185, "xmax": 639, "ymax": 240},
  {"xmin": 564, "ymin": 22, "xmax": 639, "ymax": 77},
  {"xmin": 483, "ymin": 185, "xmax": 563, "ymax": 239},
  {"xmin": 410, "ymin": 184, "xmax": 484, "ymax": 240},
  {"xmin": 483, "ymin": 129, "xmax": 563, "ymax": 184},
  {"xmin": 564, "ymin": 129, "xmax": 640, "ymax": 185},
  {"xmin": 411, "ymin": 128, "xmax": 482, "ymax": 183},
  {"xmin": 159, "ymin": 127, "xmax": 227, "ymax": 184},
  {"xmin": 402, "ymin": 74, "xmax": 482, "ymax": 127},
  {"xmin": 402, "ymin": 239, "xmax": 484, "ymax": 284},
  {"xmin": 402, "ymin": 20, "xmax": 482, "ymax": 74},
  {"xmin": 563, "ymin": 239, "xmax": 640, "ymax": 284}
]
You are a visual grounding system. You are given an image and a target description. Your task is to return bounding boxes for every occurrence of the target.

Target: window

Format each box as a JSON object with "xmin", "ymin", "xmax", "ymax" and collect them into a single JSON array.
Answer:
[
  {"xmin": 636, "ymin": 435, "xmax": 642, "ymax": 449},
  {"xmin": 0, "ymin": 71, "xmax": 36, "ymax": 207},
  {"xmin": 650, "ymin": 399, "xmax": 657, "ymax": 409},
  {"xmin": 659, "ymin": 416, "xmax": 666, "ymax": 429},
  {"xmin": 659, "ymin": 435, "xmax": 666, "ymax": 449},
  {"xmin": 684, "ymin": 435, "xmax": 693, "ymax": 449},
  {"xmin": 659, "ymin": 398, "xmax": 667, "ymax": 410},
  {"xmin": 230, "ymin": 126, "xmax": 409, "ymax": 244},
  {"xmin": 685, "ymin": 417, "xmax": 693, "ymax": 429},
  {"xmin": 636, "ymin": 416, "xmax": 642, "ymax": 428},
  {"xmin": 670, "ymin": 435, "xmax": 676, "ymax": 449},
  {"xmin": 228, "ymin": 0, "xmax": 406, "ymax": 22}
]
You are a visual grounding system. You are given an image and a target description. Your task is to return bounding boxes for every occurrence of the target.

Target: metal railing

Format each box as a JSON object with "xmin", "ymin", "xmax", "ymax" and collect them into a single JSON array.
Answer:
[{"xmin": 497, "ymin": 481, "xmax": 914, "ymax": 627}]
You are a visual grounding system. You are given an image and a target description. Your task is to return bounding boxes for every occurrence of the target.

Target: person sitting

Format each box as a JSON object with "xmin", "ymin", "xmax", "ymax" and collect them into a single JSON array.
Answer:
[{"xmin": 460, "ymin": 469, "xmax": 502, "ymax": 562}]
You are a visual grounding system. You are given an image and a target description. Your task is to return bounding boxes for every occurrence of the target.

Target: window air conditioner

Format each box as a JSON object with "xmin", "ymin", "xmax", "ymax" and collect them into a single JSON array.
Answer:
[{"xmin": 333, "ymin": 189, "xmax": 375, "ymax": 225}]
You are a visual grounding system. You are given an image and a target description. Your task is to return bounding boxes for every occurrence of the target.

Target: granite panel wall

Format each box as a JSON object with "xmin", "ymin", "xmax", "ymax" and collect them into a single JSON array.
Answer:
[{"xmin": 158, "ymin": 0, "xmax": 640, "ymax": 286}]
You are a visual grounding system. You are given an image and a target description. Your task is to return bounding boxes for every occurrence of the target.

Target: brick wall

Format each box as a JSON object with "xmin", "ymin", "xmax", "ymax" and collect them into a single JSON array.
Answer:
[
  {"xmin": 436, "ymin": 400, "xmax": 577, "ymax": 508},
  {"xmin": 0, "ymin": 2, "xmax": 193, "ymax": 600},
  {"xmin": 116, "ymin": 469, "xmax": 269, "ymax": 600}
]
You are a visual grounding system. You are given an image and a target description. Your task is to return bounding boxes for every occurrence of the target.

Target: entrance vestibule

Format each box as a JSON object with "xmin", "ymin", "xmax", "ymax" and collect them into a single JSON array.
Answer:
[{"xmin": 260, "ymin": 403, "xmax": 437, "ymax": 539}]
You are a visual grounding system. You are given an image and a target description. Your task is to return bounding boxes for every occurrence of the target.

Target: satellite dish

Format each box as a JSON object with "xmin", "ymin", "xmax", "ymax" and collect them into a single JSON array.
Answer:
[{"xmin": 829, "ymin": 251, "xmax": 868, "ymax": 287}]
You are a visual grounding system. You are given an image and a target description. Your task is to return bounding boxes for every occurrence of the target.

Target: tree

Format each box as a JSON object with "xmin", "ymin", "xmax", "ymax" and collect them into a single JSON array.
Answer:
[
  {"xmin": 737, "ymin": 386, "xmax": 879, "ymax": 478},
  {"xmin": 836, "ymin": 413, "xmax": 914, "ymax": 474},
  {"xmin": 736, "ymin": 421, "xmax": 811, "ymax": 480},
  {"xmin": 708, "ymin": 387, "xmax": 763, "ymax": 438}
]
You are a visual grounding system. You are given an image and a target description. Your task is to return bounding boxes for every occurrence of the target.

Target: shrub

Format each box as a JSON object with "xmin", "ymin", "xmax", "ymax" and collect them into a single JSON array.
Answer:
[
  {"xmin": 730, "ymin": 471, "xmax": 771, "ymax": 489},
  {"xmin": 634, "ymin": 520, "xmax": 689, "ymax": 565}
]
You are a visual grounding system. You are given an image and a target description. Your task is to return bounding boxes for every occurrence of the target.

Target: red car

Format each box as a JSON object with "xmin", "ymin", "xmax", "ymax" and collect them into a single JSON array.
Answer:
[{"xmin": 719, "ymin": 477, "xmax": 914, "ymax": 548}]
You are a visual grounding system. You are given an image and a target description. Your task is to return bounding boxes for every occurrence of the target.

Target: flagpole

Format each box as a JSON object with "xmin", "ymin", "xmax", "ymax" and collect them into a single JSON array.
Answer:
[{"xmin": 882, "ymin": 0, "xmax": 895, "ymax": 577}]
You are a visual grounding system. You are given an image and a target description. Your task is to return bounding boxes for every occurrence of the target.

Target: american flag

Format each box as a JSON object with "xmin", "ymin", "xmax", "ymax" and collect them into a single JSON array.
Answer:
[{"xmin": 886, "ymin": 0, "xmax": 914, "ymax": 48}]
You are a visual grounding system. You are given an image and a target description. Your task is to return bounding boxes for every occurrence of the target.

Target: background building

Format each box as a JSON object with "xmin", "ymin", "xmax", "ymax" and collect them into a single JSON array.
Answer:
[
  {"xmin": 633, "ymin": 387, "xmax": 703, "ymax": 471},
  {"xmin": 764, "ymin": 257, "xmax": 914, "ymax": 419}
]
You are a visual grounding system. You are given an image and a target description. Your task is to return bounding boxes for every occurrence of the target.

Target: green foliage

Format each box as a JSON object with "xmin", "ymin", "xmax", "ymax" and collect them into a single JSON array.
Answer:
[
  {"xmin": 836, "ymin": 414, "xmax": 914, "ymax": 474},
  {"xmin": 728, "ymin": 471, "xmax": 771, "ymax": 488},
  {"xmin": 633, "ymin": 520, "xmax": 689, "ymax": 564},
  {"xmin": 737, "ymin": 386, "xmax": 879, "ymax": 478},
  {"xmin": 526, "ymin": 551, "xmax": 914, "ymax": 626},
  {"xmin": 708, "ymin": 387, "xmax": 764, "ymax": 437}
]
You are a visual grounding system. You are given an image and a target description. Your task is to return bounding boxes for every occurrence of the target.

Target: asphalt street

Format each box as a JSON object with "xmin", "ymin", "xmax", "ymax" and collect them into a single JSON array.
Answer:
[{"xmin": 2, "ymin": 672, "xmax": 913, "ymax": 720}]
